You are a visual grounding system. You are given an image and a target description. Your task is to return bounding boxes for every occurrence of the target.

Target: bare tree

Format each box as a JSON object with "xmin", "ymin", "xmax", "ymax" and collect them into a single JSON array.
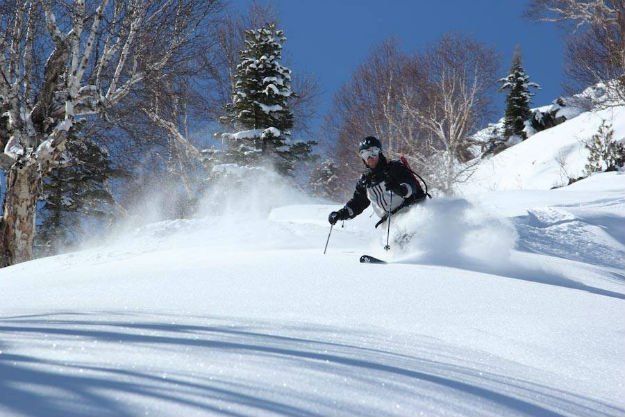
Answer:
[
  {"xmin": 326, "ymin": 34, "xmax": 498, "ymax": 196},
  {"xmin": 401, "ymin": 70, "xmax": 484, "ymax": 194},
  {"xmin": 0, "ymin": 0, "xmax": 220, "ymax": 267},
  {"xmin": 325, "ymin": 39, "xmax": 414, "ymax": 187},
  {"xmin": 406, "ymin": 35, "xmax": 498, "ymax": 195},
  {"xmin": 526, "ymin": 0, "xmax": 621, "ymax": 27},
  {"xmin": 526, "ymin": 0, "xmax": 625, "ymax": 103}
]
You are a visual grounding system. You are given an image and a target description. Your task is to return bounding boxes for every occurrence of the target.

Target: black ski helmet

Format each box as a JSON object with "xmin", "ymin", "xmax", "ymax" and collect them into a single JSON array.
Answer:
[{"xmin": 358, "ymin": 136, "xmax": 382, "ymax": 152}]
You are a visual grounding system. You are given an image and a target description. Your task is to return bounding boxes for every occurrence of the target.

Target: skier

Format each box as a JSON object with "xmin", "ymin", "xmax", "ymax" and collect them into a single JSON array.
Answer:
[{"xmin": 328, "ymin": 136, "xmax": 427, "ymax": 228}]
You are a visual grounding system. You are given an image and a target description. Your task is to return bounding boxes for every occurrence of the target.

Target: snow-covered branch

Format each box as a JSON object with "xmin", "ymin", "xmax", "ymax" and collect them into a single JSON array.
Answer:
[{"xmin": 1, "ymin": 0, "xmax": 220, "ymax": 267}]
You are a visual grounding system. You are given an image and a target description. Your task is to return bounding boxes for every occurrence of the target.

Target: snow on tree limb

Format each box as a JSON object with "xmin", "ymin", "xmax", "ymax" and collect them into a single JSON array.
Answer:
[
  {"xmin": 1, "ymin": 0, "xmax": 219, "ymax": 267},
  {"xmin": 35, "ymin": 119, "xmax": 71, "ymax": 163}
]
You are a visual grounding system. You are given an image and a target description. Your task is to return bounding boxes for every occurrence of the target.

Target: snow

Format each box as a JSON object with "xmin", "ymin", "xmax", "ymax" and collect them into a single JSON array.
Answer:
[
  {"xmin": 1, "ymin": 106, "xmax": 625, "ymax": 416},
  {"xmin": 3, "ymin": 135, "xmax": 24, "ymax": 158},
  {"xmin": 227, "ymin": 129, "xmax": 263, "ymax": 140},
  {"xmin": 258, "ymin": 102, "xmax": 283, "ymax": 113},
  {"xmin": 262, "ymin": 127, "xmax": 281, "ymax": 138},
  {"xmin": 263, "ymin": 77, "xmax": 284, "ymax": 86},
  {"xmin": 463, "ymin": 105, "xmax": 625, "ymax": 192},
  {"xmin": 263, "ymin": 84, "xmax": 281, "ymax": 96}
]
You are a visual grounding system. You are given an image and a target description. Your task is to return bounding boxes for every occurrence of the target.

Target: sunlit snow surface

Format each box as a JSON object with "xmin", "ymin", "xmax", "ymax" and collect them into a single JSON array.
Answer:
[{"xmin": 1, "ymin": 130, "xmax": 625, "ymax": 415}]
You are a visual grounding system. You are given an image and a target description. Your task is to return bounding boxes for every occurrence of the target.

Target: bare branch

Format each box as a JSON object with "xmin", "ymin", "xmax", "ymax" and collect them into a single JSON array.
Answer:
[
  {"xmin": 528, "ymin": 0, "xmax": 620, "ymax": 28},
  {"xmin": 75, "ymin": 0, "xmax": 109, "ymax": 84},
  {"xmin": 8, "ymin": 1, "xmax": 27, "ymax": 86},
  {"xmin": 40, "ymin": 0, "xmax": 65, "ymax": 45},
  {"xmin": 106, "ymin": 1, "xmax": 144, "ymax": 101},
  {"xmin": 142, "ymin": 107, "xmax": 203, "ymax": 161},
  {"xmin": 22, "ymin": 2, "xmax": 37, "ymax": 106},
  {"xmin": 527, "ymin": 0, "xmax": 624, "ymax": 103}
]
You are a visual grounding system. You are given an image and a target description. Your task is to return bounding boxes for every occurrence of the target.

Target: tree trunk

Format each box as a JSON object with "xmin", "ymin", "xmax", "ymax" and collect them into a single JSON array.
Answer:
[{"xmin": 0, "ymin": 163, "xmax": 40, "ymax": 267}]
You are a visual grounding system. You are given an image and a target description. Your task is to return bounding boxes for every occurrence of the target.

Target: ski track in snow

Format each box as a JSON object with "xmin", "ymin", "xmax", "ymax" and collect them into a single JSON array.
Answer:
[{"xmin": 516, "ymin": 206, "xmax": 625, "ymax": 271}]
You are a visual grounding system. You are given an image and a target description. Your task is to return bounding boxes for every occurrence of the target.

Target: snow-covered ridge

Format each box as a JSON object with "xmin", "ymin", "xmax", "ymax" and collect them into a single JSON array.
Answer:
[
  {"xmin": 471, "ymin": 83, "xmax": 620, "ymax": 156},
  {"xmin": 463, "ymin": 104, "xmax": 625, "ymax": 192}
]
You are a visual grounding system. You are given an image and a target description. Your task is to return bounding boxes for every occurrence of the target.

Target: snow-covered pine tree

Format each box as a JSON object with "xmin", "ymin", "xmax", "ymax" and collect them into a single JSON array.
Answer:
[
  {"xmin": 309, "ymin": 159, "xmax": 343, "ymax": 200},
  {"xmin": 220, "ymin": 22, "xmax": 313, "ymax": 176},
  {"xmin": 499, "ymin": 47, "xmax": 541, "ymax": 140},
  {"xmin": 584, "ymin": 120, "xmax": 625, "ymax": 175}
]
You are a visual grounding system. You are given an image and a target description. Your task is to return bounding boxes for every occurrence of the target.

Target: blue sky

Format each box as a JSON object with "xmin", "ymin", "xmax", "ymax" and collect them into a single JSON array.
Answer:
[{"xmin": 232, "ymin": 0, "xmax": 565, "ymax": 135}]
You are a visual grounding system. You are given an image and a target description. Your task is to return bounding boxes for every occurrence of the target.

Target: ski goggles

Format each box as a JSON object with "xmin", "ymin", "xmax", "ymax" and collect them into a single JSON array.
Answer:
[{"xmin": 359, "ymin": 147, "xmax": 380, "ymax": 160}]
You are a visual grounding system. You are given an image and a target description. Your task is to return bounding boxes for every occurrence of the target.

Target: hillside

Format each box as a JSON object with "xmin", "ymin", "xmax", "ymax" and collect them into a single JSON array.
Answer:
[
  {"xmin": 464, "ymin": 106, "xmax": 625, "ymax": 192},
  {"xmin": 1, "ymin": 104, "xmax": 624, "ymax": 416}
]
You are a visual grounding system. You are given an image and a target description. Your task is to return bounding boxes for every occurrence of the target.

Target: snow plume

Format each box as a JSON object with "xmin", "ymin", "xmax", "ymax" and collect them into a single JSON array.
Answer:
[
  {"xmin": 386, "ymin": 198, "xmax": 518, "ymax": 268},
  {"xmin": 380, "ymin": 198, "xmax": 619, "ymax": 297},
  {"xmin": 85, "ymin": 165, "xmax": 318, "ymax": 254},
  {"xmin": 196, "ymin": 164, "xmax": 313, "ymax": 218},
  {"xmin": 75, "ymin": 177, "xmax": 196, "ymax": 252},
  {"xmin": 190, "ymin": 165, "xmax": 323, "ymax": 250}
]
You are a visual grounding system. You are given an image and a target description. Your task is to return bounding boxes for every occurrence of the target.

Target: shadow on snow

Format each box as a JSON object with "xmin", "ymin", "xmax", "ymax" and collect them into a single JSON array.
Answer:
[{"xmin": 0, "ymin": 312, "xmax": 623, "ymax": 417}]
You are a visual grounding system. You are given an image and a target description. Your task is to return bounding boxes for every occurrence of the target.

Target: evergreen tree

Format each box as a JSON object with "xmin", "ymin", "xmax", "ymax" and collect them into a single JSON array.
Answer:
[
  {"xmin": 220, "ymin": 22, "xmax": 314, "ymax": 175},
  {"xmin": 584, "ymin": 120, "xmax": 625, "ymax": 175},
  {"xmin": 36, "ymin": 131, "xmax": 119, "ymax": 256},
  {"xmin": 309, "ymin": 159, "xmax": 343, "ymax": 200},
  {"xmin": 499, "ymin": 47, "xmax": 541, "ymax": 139}
]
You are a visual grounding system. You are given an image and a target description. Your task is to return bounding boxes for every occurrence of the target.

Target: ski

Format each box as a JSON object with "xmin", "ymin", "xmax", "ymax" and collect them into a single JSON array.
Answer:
[{"xmin": 360, "ymin": 255, "xmax": 387, "ymax": 264}]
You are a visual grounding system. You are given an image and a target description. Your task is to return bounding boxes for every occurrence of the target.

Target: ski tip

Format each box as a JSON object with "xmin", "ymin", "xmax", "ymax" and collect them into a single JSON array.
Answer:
[{"xmin": 360, "ymin": 255, "xmax": 387, "ymax": 264}]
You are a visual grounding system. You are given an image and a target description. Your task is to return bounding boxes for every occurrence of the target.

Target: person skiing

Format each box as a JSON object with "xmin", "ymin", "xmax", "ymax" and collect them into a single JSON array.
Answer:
[{"xmin": 328, "ymin": 136, "xmax": 427, "ymax": 228}]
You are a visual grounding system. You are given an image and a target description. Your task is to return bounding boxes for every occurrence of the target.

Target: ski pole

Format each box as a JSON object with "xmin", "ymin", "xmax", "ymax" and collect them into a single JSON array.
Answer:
[
  {"xmin": 323, "ymin": 224, "xmax": 334, "ymax": 254},
  {"xmin": 384, "ymin": 193, "xmax": 393, "ymax": 251}
]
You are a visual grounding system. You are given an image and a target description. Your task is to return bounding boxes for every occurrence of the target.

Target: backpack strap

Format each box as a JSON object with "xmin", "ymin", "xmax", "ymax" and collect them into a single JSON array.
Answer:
[{"xmin": 399, "ymin": 155, "xmax": 432, "ymax": 199}]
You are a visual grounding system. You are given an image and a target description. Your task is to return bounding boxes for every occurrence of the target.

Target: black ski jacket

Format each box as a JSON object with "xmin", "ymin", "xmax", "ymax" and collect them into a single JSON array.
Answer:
[{"xmin": 343, "ymin": 154, "xmax": 426, "ymax": 221}]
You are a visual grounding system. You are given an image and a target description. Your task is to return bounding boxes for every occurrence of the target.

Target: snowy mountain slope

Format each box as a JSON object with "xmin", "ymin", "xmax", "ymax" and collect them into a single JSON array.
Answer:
[
  {"xmin": 2, "ymin": 99, "xmax": 625, "ymax": 416},
  {"xmin": 463, "ymin": 105, "xmax": 625, "ymax": 192},
  {"xmin": 463, "ymin": 172, "xmax": 625, "ymax": 272},
  {"xmin": 1, "ymin": 167, "xmax": 624, "ymax": 416}
]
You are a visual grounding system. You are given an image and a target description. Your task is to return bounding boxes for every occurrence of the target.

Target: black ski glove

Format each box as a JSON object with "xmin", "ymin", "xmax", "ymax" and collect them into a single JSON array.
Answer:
[{"xmin": 328, "ymin": 208, "xmax": 350, "ymax": 225}]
